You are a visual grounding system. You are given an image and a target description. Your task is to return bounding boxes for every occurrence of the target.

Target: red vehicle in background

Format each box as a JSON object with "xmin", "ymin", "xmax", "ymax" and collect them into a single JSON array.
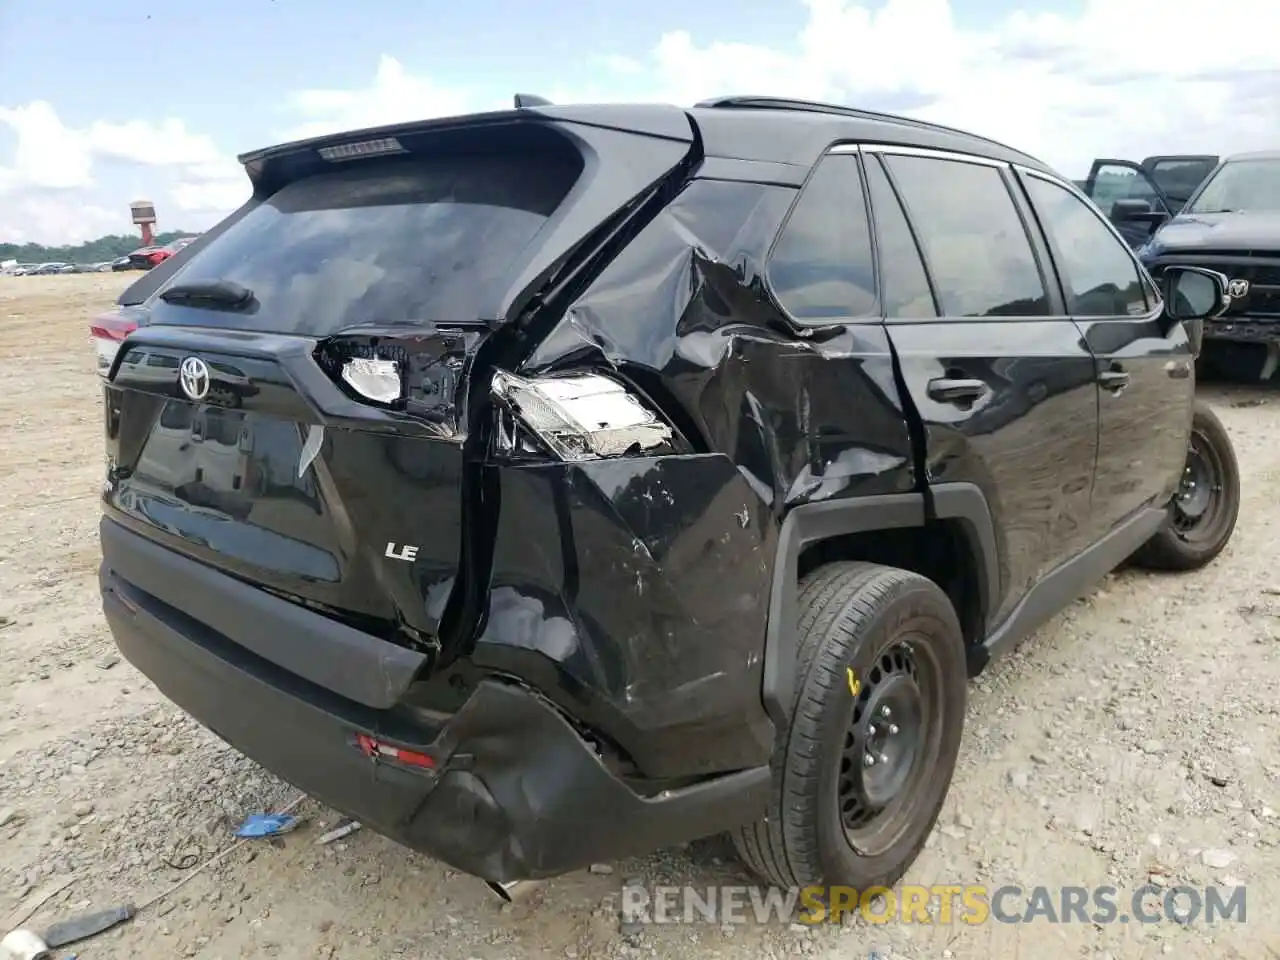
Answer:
[
  {"xmin": 117, "ymin": 235, "xmax": 199, "ymax": 271},
  {"xmin": 94, "ymin": 235, "xmax": 201, "ymax": 371}
]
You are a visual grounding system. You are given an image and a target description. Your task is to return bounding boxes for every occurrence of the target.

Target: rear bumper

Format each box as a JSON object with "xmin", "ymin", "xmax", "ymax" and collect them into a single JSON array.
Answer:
[{"xmin": 99, "ymin": 517, "xmax": 770, "ymax": 882}]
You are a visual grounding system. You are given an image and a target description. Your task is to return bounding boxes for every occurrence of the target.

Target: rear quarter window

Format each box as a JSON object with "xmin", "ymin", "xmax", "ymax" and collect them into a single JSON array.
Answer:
[
  {"xmin": 767, "ymin": 153, "xmax": 877, "ymax": 322},
  {"xmin": 149, "ymin": 151, "xmax": 583, "ymax": 334}
]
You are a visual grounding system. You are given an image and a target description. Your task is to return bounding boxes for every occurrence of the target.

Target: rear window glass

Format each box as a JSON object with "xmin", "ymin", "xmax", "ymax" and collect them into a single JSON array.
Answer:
[
  {"xmin": 1149, "ymin": 160, "xmax": 1217, "ymax": 206},
  {"xmin": 148, "ymin": 152, "xmax": 581, "ymax": 334}
]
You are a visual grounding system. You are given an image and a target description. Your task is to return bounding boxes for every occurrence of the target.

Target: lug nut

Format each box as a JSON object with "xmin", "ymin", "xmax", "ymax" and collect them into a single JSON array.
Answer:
[
  {"xmin": 880, "ymin": 706, "xmax": 892, "ymax": 719},
  {"xmin": 889, "ymin": 724, "xmax": 900, "ymax": 735},
  {"xmin": 864, "ymin": 753, "xmax": 875, "ymax": 767},
  {"xmin": 868, "ymin": 724, "xmax": 877, "ymax": 736}
]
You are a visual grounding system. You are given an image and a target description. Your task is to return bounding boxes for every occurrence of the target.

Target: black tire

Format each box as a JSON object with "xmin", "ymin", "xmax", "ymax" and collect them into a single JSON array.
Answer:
[
  {"xmin": 1131, "ymin": 400, "xmax": 1240, "ymax": 571},
  {"xmin": 731, "ymin": 561, "xmax": 967, "ymax": 890}
]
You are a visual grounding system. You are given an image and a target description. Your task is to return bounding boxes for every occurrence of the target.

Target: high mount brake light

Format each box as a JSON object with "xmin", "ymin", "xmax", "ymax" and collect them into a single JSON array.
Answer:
[
  {"xmin": 490, "ymin": 371, "xmax": 675, "ymax": 461},
  {"xmin": 90, "ymin": 314, "xmax": 138, "ymax": 377},
  {"xmin": 318, "ymin": 137, "xmax": 407, "ymax": 162}
]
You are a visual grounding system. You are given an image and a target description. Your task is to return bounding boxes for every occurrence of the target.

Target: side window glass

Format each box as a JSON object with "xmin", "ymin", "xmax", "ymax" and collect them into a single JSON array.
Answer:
[
  {"xmin": 768, "ymin": 153, "xmax": 876, "ymax": 321},
  {"xmin": 884, "ymin": 155, "xmax": 1050, "ymax": 318},
  {"xmin": 865, "ymin": 157, "xmax": 937, "ymax": 318},
  {"xmin": 1023, "ymin": 175, "xmax": 1148, "ymax": 318}
]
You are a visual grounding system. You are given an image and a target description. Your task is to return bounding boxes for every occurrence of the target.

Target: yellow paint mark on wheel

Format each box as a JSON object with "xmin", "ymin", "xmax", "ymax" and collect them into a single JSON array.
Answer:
[{"xmin": 847, "ymin": 667, "xmax": 860, "ymax": 697}]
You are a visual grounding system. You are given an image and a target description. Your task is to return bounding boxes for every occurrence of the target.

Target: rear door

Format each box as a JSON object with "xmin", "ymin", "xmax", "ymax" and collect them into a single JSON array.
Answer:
[
  {"xmin": 102, "ymin": 117, "xmax": 696, "ymax": 668},
  {"xmin": 1015, "ymin": 169, "xmax": 1192, "ymax": 536},
  {"xmin": 871, "ymin": 146, "xmax": 1099, "ymax": 626}
]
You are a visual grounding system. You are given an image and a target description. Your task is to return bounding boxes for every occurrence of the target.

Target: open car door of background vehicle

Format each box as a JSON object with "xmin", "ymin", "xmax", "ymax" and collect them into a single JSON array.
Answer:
[
  {"xmin": 1082, "ymin": 159, "xmax": 1172, "ymax": 249},
  {"xmin": 1141, "ymin": 155, "xmax": 1220, "ymax": 211}
]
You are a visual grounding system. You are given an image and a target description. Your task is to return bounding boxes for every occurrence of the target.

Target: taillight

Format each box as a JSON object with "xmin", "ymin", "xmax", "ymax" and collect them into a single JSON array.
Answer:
[
  {"xmin": 90, "ymin": 314, "xmax": 138, "ymax": 378},
  {"xmin": 489, "ymin": 370, "xmax": 683, "ymax": 461}
]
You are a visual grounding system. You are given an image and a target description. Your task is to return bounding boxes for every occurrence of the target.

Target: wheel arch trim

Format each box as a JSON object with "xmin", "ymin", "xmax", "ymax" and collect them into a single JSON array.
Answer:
[
  {"xmin": 762, "ymin": 484, "xmax": 1001, "ymax": 726},
  {"xmin": 929, "ymin": 481, "xmax": 1002, "ymax": 638}
]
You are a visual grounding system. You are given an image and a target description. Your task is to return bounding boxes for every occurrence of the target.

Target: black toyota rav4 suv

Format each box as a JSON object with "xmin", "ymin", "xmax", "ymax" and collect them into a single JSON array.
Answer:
[{"xmin": 98, "ymin": 95, "xmax": 1241, "ymax": 898}]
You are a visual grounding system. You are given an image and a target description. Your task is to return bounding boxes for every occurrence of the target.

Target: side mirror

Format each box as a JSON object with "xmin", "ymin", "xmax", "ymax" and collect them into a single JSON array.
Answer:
[
  {"xmin": 1160, "ymin": 265, "xmax": 1230, "ymax": 355},
  {"xmin": 1112, "ymin": 199, "xmax": 1170, "ymax": 226},
  {"xmin": 1112, "ymin": 198, "xmax": 1152, "ymax": 217}
]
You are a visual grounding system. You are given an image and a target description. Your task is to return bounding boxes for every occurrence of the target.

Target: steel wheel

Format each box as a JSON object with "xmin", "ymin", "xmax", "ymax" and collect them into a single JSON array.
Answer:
[
  {"xmin": 1172, "ymin": 432, "xmax": 1229, "ymax": 548},
  {"xmin": 838, "ymin": 638, "xmax": 944, "ymax": 857},
  {"xmin": 1130, "ymin": 400, "xmax": 1240, "ymax": 572}
]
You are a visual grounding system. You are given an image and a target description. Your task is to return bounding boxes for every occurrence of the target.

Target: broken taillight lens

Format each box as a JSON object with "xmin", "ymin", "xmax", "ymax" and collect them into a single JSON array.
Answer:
[
  {"xmin": 340, "ymin": 356, "xmax": 403, "ymax": 404},
  {"xmin": 90, "ymin": 313, "xmax": 138, "ymax": 378},
  {"xmin": 490, "ymin": 370, "xmax": 677, "ymax": 461}
]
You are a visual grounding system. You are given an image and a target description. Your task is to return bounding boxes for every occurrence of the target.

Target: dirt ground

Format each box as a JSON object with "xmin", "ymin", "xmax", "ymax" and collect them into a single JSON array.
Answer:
[{"xmin": 1, "ymin": 272, "xmax": 1277, "ymax": 959}]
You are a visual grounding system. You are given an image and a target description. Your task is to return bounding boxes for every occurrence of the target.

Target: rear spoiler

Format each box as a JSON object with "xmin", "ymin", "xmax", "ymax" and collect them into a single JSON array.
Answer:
[
  {"xmin": 122, "ymin": 102, "xmax": 699, "ymax": 325},
  {"xmin": 235, "ymin": 102, "xmax": 691, "ymax": 181}
]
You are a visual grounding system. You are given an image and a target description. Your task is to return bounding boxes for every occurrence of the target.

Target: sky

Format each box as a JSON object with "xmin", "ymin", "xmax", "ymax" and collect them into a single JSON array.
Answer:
[{"xmin": 0, "ymin": 0, "xmax": 1276, "ymax": 246}]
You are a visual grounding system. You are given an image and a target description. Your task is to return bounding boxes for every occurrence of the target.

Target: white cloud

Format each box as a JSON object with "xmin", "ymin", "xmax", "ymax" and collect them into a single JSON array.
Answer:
[
  {"xmin": 86, "ymin": 117, "xmax": 225, "ymax": 167},
  {"xmin": 0, "ymin": 100, "xmax": 246, "ymax": 243},
  {"xmin": 612, "ymin": 0, "xmax": 1279, "ymax": 175},
  {"xmin": 0, "ymin": 102, "xmax": 94, "ymax": 190},
  {"xmin": 258, "ymin": 0, "xmax": 1279, "ymax": 180},
  {"xmin": 170, "ymin": 179, "xmax": 248, "ymax": 214},
  {"xmin": 169, "ymin": 155, "xmax": 249, "ymax": 215},
  {"xmin": 0, "ymin": 192, "xmax": 120, "ymax": 246},
  {"xmin": 0, "ymin": 102, "xmax": 229, "ymax": 192},
  {"xmin": 3, "ymin": 0, "xmax": 1279, "ymax": 244},
  {"xmin": 599, "ymin": 55, "xmax": 646, "ymax": 77},
  {"xmin": 281, "ymin": 54, "xmax": 476, "ymax": 143}
]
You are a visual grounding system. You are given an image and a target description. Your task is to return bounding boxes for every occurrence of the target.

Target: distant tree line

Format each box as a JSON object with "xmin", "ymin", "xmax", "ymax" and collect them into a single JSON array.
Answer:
[{"xmin": 0, "ymin": 231, "xmax": 191, "ymax": 265}]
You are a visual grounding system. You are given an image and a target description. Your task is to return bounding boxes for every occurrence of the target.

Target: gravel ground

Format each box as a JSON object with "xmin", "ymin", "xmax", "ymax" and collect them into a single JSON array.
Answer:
[{"xmin": 1, "ymin": 273, "xmax": 1277, "ymax": 959}]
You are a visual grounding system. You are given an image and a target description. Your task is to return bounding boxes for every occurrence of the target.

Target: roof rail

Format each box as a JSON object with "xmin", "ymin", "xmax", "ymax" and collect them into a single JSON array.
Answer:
[{"xmin": 693, "ymin": 95, "xmax": 1036, "ymax": 162}]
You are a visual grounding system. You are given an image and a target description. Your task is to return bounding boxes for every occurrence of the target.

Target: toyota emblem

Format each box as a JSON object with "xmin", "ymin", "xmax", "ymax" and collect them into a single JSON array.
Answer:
[
  {"xmin": 1227, "ymin": 278, "xmax": 1250, "ymax": 299},
  {"xmin": 179, "ymin": 356, "xmax": 211, "ymax": 401}
]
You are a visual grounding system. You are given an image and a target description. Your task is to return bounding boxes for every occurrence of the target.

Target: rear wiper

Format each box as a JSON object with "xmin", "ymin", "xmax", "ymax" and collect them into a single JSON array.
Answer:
[{"xmin": 159, "ymin": 279, "xmax": 254, "ymax": 309}]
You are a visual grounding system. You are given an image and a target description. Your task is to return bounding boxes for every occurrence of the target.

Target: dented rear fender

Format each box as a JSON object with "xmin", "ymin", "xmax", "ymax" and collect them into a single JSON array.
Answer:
[{"xmin": 474, "ymin": 453, "xmax": 776, "ymax": 779}]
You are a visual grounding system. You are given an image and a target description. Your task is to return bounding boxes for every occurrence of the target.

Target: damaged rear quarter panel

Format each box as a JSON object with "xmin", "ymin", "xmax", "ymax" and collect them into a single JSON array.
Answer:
[
  {"xmin": 523, "ymin": 175, "xmax": 917, "ymax": 506},
  {"xmin": 480, "ymin": 173, "xmax": 916, "ymax": 779},
  {"xmin": 477, "ymin": 454, "xmax": 774, "ymax": 778}
]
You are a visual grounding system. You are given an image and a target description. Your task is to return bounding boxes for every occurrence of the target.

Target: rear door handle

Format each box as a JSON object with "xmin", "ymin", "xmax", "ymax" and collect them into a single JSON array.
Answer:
[
  {"xmin": 1099, "ymin": 368, "xmax": 1130, "ymax": 392},
  {"xmin": 926, "ymin": 377, "xmax": 989, "ymax": 404}
]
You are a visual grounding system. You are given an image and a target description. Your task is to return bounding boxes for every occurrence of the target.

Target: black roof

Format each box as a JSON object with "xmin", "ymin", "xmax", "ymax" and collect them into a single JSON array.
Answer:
[{"xmin": 238, "ymin": 94, "xmax": 1056, "ymax": 179}]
